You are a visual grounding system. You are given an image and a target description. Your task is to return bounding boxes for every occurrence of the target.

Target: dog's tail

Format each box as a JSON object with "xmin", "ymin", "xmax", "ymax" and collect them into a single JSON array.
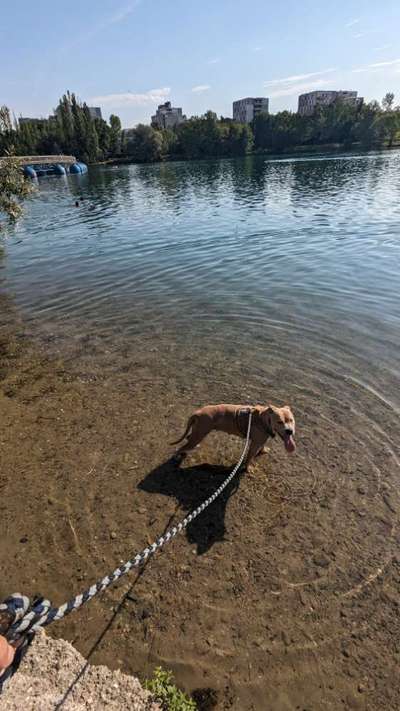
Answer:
[{"xmin": 170, "ymin": 415, "xmax": 195, "ymax": 445}]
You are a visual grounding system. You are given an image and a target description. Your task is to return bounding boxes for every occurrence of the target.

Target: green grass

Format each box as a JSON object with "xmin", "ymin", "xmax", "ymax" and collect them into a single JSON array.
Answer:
[{"xmin": 145, "ymin": 667, "xmax": 197, "ymax": 710}]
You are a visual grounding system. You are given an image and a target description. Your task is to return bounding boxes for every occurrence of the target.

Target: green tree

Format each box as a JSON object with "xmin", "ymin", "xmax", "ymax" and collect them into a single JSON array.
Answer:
[
  {"xmin": 0, "ymin": 106, "xmax": 13, "ymax": 154},
  {"xmin": 0, "ymin": 152, "xmax": 34, "ymax": 225},
  {"xmin": 377, "ymin": 110, "xmax": 400, "ymax": 147},
  {"xmin": 382, "ymin": 92, "xmax": 395, "ymax": 112},
  {"xmin": 94, "ymin": 118, "xmax": 111, "ymax": 160},
  {"xmin": 176, "ymin": 117, "xmax": 205, "ymax": 158},
  {"xmin": 109, "ymin": 114, "xmax": 122, "ymax": 155},
  {"xmin": 82, "ymin": 104, "xmax": 100, "ymax": 162},
  {"xmin": 57, "ymin": 92, "xmax": 75, "ymax": 152},
  {"xmin": 224, "ymin": 122, "xmax": 253, "ymax": 155},
  {"xmin": 253, "ymin": 112, "xmax": 274, "ymax": 150},
  {"xmin": 176, "ymin": 111, "xmax": 226, "ymax": 158},
  {"xmin": 354, "ymin": 101, "xmax": 383, "ymax": 147},
  {"xmin": 0, "ymin": 95, "xmax": 123, "ymax": 163},
  {"xmin": 125, "ymin": 124, "xmax": 164, "ymax": 162}
]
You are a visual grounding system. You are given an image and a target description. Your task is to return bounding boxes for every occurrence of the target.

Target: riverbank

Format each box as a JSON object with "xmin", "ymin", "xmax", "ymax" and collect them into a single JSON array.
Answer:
[
  {"xmin": 100, "ymin": 140, "xmax": 400, "ymax": 167},
  {"xmin": 0, "ymin": 632, "xmax": 160, "ymax": 710},
  {"xmin": 1, "ymin": 280, "xmax": 400, "ymax": 709}
]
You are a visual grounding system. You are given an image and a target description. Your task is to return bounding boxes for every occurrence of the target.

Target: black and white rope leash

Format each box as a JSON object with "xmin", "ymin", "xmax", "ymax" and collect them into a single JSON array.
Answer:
[{"xmin": 0, "ymin": 412, "xmax": 252, "ymax": 693}]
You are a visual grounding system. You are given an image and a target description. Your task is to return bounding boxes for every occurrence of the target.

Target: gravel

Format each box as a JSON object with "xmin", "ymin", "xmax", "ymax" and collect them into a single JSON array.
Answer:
[{"xmin": 0, "ymin": 632, "xmax": 160, "ymax": 711}]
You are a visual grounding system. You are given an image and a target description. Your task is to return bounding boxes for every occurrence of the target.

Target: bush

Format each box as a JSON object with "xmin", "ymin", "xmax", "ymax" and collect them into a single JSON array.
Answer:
[
  {"xmin": 145, "ymin": 667, "xmax": 197, "ymax": 710},
  {"xmin": 0, "ymin": 151, "xmax": 34, "ymax": 226}
]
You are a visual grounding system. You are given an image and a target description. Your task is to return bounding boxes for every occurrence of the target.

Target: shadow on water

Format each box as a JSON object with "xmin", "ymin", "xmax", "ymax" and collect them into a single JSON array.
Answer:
[{"xmin": 138, "ymin": 460, "xmax": 246, "ymax": 555}]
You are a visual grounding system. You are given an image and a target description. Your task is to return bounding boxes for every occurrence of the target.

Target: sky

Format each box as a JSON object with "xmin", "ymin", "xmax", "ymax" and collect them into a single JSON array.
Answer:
[{"xmin": 1, "ymin": 0, "xmax": 400, "ymax": 128}]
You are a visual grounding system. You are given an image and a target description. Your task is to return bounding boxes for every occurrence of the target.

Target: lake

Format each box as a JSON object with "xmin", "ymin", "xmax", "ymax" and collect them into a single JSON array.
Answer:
[
  {"xmin": 2, "ymin": 151, "xmax": 400, "ymax": 409},
  {"xmin": 1, "ymin": 151, "xmax": 400, "ymax": 709}
]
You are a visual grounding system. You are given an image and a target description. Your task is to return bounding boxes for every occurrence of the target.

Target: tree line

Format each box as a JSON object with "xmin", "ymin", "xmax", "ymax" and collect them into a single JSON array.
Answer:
[
  {"xmin": 0, "ymin": 92, "xmax": 122, "ymax": 164},
  {"xmin": 253, "ymin": 92, "xmax": 400, "ymax": 153},
  {"xmin": 1, "ymin": 91, "xmax": 399, "ymax": 167}
]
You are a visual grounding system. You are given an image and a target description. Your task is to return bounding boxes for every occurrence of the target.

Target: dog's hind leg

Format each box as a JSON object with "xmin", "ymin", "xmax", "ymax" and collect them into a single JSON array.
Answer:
[{"xmin": 172, "ymin": 421, "xmax": 211, "ymax": 465}]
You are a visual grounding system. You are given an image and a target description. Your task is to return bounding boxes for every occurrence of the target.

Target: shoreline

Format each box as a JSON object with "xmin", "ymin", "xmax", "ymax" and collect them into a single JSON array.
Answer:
[
  {"xmin": 99, "ymin": 141, "xmax": 400, "ymax": 167},
  {"xmin": 0, "ymin": 632, "xmax": 160, "ymax": 711}
]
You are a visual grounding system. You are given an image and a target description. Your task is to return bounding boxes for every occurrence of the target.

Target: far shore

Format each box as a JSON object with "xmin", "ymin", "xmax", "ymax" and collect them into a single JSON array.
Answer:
[{"xmin": 97, "ymin": 140, "xmax": 400, "ymax": 167}]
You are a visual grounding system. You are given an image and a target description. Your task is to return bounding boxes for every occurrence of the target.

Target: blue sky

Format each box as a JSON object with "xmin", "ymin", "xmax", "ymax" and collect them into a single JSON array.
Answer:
[{"xmin": 1, "ymin": 0, "xmax": 400, "ymax": 127}]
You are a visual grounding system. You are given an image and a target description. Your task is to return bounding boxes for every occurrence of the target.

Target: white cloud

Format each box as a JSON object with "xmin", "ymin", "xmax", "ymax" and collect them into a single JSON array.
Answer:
[
  {"xmin": 60, "ymin": 1, "xmax": 141, "ymax": 51},
  {"xmin": 267, "ymin": 78, "xmax": 332, "ymax": 99},
  {"xmin": 191, "ymin": 85, "xmax": 211, "ymax": 93},
  {"xmin": 352, "ymin": 58, "xmax": 400, "ymax": 73},
  {"xmin": 89, "ymin": 88, "xmax": 171, "ymax": 107},
  {"xmin": 263, "ymin": 70, "xmax": 337, "ymax": 98},
  {"xmin": 352, "ymin": 30, "xmax": 379, "ymax": 39},
  {"xmin": 207, "ymin": 57, "xmax": 220, "ymax": 65},
  {"xmin": 345, "ymin": 18, "xmax": 360, "ymax": 28},
  {"xmin": 252, "ymin": 46, "xmax": 263, "ymax": 52},
  {"xmin": 369, "ymin": 58, "xmax": 400, "ymax": 68},
  {"xmin": 373, "ymin": 44, "xmax": 392, "ymax": 51},
  {"xmin": 264, "ymin": 68, "xmax": 337, "ymax": 87},
  {"xmin": 109, "ymin": 2, "xmax": 141, "ymax": 24}
]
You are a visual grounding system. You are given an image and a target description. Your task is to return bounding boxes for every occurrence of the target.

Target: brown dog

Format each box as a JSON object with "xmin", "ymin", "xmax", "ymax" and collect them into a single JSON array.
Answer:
[{"xmin": 171, "ymin": 403, "xmax": 296, "ymax": 468}]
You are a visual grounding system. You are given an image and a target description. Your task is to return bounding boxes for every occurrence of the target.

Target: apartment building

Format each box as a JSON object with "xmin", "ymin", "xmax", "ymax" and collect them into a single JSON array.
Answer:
[
  {"xmin": 298, "ymin": 91, "xmax": 362, "ymax": 116},
  {"xmin": 151, "ymin": 101, "xmax": 186, "ymax": 129},
  {"xmin": 232, "ymin": 97, "xmax": 269, "ymax": 124}
]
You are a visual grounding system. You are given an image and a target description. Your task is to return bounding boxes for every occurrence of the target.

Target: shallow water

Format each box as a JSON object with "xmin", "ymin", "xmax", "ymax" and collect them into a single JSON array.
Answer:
[
  {"xmin": 1, "ymin": 152, "xmax": 400, "ymax": 708},
  {"xmin": 2, "ymin": 151, "xmax": 400, "ymax": 407}
]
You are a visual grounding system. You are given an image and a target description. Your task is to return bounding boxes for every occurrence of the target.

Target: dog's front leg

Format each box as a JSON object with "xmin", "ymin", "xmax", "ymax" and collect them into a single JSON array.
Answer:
[
  {"xmin": 242, "ymin": 437, "xmax": 266, "ymax": 470},
  {"xmin": 255, "ymin": 442, "xmax": 270, "ymax": 457}
]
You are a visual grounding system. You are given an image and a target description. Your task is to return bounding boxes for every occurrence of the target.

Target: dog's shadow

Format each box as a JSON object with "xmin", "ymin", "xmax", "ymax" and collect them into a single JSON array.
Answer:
[{"xmin": 138, "ymin": 460, "xmax": 245, "ymax": 555}]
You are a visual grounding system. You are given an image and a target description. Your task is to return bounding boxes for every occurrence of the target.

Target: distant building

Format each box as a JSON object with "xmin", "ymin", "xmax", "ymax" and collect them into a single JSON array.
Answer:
[
  {"xmin": 151, "ymin": 102, "xmax": 186, "ymax": 129},
  {"xmin": 19, "ymin": 117, "xmax": 48, "ymax": 125},
  {"xmin": 298, "ymin": 91, "xmax": 363, "ymax": 116},
  {"xmin": 121, "ymin": 128, "xmax": 135, "ymax": 140},
  {"xmin": 88, "ymin": 106, "xmax": 102, "ymax": 120},
  {"xmin": 232, "ymin": 97, "xmax": 269, "ymax": 124},
  {"xmin": 53, "ymin": 105, "xmax": 102, "ymax": 121}
]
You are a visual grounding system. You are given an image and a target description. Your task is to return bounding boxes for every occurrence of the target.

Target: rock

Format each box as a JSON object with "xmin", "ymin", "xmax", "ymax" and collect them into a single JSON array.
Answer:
[
  {"xmin": 345, "ymin": 694, "xmax": 363, "ymax": 709},
  {"xmin": 358, "ymin": 682, "xmax": 366, "ymax": 693},
  {"xmin": 383, "ymin": 494, "xmax": 396, "ymax": 513},
  {"xmin": 281, "ymin": 630, "xmax": 290, "ymax": 647},
  {"xmin": 0, "ymin": 631, "xmax": 160, "ymax": 710},
  {"xmin": 253, "ymin": 637, "xmax": 264, "ymax": 647},
  {"xmin": 110, "ymin": 531, "xmax": 117, "ymax": 540},
  {"xmin": 313, "ymin": 554, "xmax": 330, "ymax": 568},
  {"xmin": 19, "ymin": 536, "xmax": 28, "ymax": 544},
  {"xmin": 357, "ymin": 485, "xmax": 366, "ymax": 495}
]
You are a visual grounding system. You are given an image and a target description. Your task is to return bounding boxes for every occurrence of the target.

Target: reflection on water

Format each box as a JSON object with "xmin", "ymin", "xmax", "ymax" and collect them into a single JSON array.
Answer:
[
  {"xmin": 1, "ymin": 151, "xmax": 400, "ymax": 407},
  {"xmin": 2, "ymin": 152, "xmax": 400, "ymax": 707}
]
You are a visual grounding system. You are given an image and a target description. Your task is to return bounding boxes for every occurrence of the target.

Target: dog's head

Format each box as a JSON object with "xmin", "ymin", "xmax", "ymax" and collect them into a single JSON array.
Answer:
[{"xmin": 261, "ymin": 404, "xmax": 296, "ymax": 453}]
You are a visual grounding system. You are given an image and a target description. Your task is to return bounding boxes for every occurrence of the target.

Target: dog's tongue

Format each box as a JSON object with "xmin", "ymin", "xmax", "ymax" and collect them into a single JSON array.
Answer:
[{"xmin": 284, "ymin": 433, "xmax": 296, "ymax": 453}]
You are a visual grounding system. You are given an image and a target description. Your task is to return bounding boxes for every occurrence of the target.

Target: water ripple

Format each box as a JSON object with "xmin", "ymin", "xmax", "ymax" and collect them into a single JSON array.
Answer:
[{"xmin": 1, "ymin": 151, "xmax": 400, "ymax": 408}]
